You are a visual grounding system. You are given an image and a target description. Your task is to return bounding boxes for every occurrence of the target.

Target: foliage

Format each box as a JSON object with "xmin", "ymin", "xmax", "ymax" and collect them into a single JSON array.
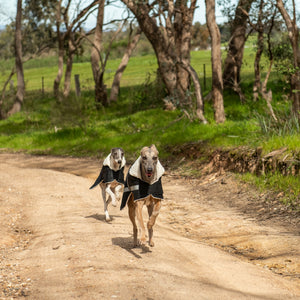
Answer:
[
  {"xmin": 0, "ymin": 25, "xmax": 14, "ymax": 60},
  {"xmin": 255, "ymin": 108, "xmax": 300, "ymax": 137},
  {"xmin": 191, "ymin": 22, "xmax": 210, "ymax": 50}
]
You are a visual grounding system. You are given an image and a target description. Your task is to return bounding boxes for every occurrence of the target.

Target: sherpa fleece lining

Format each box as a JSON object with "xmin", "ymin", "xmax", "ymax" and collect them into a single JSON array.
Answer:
[
  {"xmin": 103, "ymin": 153, "xmax": 126, "ymax": 171},
  {"xmin": 128, "ymin": 156, "xmax": 165, "ymax": 182}
]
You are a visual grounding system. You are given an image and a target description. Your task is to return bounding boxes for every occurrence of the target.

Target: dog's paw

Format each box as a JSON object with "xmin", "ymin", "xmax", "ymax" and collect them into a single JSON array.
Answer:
[
  {"xmin": 105, "ymin": 211, "xmax": 111, "ymax": 222},
  {"xmin": 149, "ymin": 240, "xmax": 155, "ymax": 247},
  {"xmin": 139, "ymin": 237, "xmax": 146, "ymax": 246},
  {"xmin": 111, "ymin": 200, "xmax": 117, "ymax": 207}
]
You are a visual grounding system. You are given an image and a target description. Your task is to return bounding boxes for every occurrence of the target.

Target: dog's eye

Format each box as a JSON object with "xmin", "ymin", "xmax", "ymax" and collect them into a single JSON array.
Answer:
[
  {"xmin": 152, "ymin": 156, "xmax": 158, "ymax": 160},
  {"xmin": 142, "ymin": 156, "xmax": 147, "ymax": 160}
]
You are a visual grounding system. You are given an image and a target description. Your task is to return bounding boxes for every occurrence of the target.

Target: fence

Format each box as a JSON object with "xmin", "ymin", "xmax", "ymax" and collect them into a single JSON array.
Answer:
[{"xmin": 3, "ymin": 64, "xmax": 210, "ymax": 96}]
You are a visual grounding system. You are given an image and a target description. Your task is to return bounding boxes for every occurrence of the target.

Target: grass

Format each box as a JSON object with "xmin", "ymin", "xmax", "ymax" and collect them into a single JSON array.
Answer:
[
  {"xmin": 0, "ymin": 47, "xmax": 263, "ymax": 93},
  {"xmin": 239, "ymin": 172, "xmax": 300, "ymax": 209},
  {"xmin": 0, "ymin": 47, "xmax": 299, "ymax": 208}
]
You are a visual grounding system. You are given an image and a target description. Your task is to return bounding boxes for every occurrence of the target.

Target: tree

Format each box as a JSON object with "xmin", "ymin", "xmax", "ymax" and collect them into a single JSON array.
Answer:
[
  {"xmin": 240, "ymin": 0, "xmax": 278, "ymax": 104},
  {"xmin": 276, "ymin": 0, "xmax": 300, "ymax": 121},
  {"xmin": 121, "ymin": 0, "xmax": 207, "ymax": 122},
  {"xmin": 91, "ymin": 0, "xmax": 107, "ymax": 107},
  {"xmin": 222, "ymin": 0, "xmax": 255, "ymax": 92},
  {"xmin": 7, "ymin": 0, "xmax": 25, "ymax": 116},
  {"xmin": 0, "ymin": 0, "xmax": 55, "ymax": 119},
  {"xmin": 53, "ymin": 0, "xmax": 98, "ymax": 99},
  {"xmin": 23, "ymin": 0, "xmax": 56, "ymax": 56},
  {"xmin": 109, "ymin": 26, "xmax": 141, "ymax": 102},
  {"xmin": 205, "ymin": 0, "xmax": 225, "ymax": 123}
]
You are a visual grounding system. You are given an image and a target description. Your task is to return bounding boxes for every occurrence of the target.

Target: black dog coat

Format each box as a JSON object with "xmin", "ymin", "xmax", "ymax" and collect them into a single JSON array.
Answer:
[
  {"xmin": 90, "ymin": 154, "xmax": 125, "ymax": 189},
  {"xmin": 120, "ymin": 156, "xmax": 164, "ymax": 210}
]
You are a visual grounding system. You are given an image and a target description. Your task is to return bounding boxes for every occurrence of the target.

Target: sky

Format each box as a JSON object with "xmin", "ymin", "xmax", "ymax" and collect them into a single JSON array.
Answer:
[{"xmin": 0, "ymin": 0, "xmax": 227, "ymax": 28}]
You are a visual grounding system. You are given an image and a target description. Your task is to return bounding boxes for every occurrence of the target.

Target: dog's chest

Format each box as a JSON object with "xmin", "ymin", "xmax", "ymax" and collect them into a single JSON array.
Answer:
[{"xmin": 143, "ymin": 195, "xmax": 154, "ymax": 206}]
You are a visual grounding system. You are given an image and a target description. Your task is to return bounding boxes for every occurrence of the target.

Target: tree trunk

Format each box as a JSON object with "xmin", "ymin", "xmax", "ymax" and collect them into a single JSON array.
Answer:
[
  {"xmin": 110, "ymin": 29, "xmax": 141, "ymax": 102},
  {"xmin": 91, "ymin": 0, "xmax": 107, "ymax": 107},
  {"xmin": 121, "ymin": 0, "xmax": 201, "ymax": 112},
  {"xmin": 8, "ymin": 0, "xmax": 25, "ymax": 116},
  {"xmin": 174, "ymin": 0, "xmax": 194, "ymax": 103},
  {"xmin": 253, "ymin": 29, "xmax": 263, "ymax": 101},
  {"xmin": 223, "ymin": 0, "xmax": 254, "ymax": 89},
  {"xmin": 63, "ymin": 37, "xmax": 75, "ymax": 98},
  {"xmin": 180, "ymin": 63, "xmax": 208, "ymax": 124},
  {"xmin": 205, "ymin": 0, "xmax": 226, "ymax": 123},
  {"xmin": 276, "ymin": 0, "xmax": 300, "ymax": 121},
  {"xmin": 253, "ymin": 0, "xmax": 264, "ymax": 101},
  {"xmin": 53, "ymin": 0, "xmax": 64, "ymax": 99},
  {"xmin": 53, "ymin": 46, "xmax": 64, "ymax": 99}
]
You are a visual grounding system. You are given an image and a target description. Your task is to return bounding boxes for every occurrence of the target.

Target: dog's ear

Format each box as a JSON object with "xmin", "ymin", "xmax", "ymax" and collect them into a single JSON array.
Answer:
[{"xmin": 150, "ymin": 144, "xmax": 159, "ymax": 155}]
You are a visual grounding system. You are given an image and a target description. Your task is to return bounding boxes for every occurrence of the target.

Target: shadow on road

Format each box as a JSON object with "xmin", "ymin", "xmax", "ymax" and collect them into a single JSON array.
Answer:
[
  {"xmin": 85, "ymin": 213, "xmax": 121, "ymax": 223},
  {"xmin": 112, "ymin": 236, "xmax": 152, "ymax": 259}
]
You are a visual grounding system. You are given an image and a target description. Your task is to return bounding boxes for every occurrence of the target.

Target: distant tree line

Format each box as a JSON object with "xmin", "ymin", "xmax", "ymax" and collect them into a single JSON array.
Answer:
[{"xmin": 0, "ymin": 0, "xmax": 299, "ymax": 124}]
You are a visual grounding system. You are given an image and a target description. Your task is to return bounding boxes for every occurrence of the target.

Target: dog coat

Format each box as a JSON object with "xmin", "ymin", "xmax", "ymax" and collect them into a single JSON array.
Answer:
[
  {"xmin": 89, "ymin": 153, "xmax": 126, "ymax": 189},
  {"xmin": 120, "ymin": 156, "xmax": 164, "ymax": 210}
]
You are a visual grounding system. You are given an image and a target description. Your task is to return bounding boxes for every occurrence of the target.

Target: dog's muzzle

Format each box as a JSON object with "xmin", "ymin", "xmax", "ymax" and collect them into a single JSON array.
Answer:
[{"xmin": 146, "ymin": 168, "xmax": 153, "ymax": 177}]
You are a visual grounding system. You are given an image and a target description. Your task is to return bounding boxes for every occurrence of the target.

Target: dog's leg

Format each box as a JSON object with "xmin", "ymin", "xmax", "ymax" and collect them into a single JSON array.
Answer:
[
  {"xmin": 147, "ymin": 200, "xmax": 161, "ymax": 247},
  {"xmin": 136, "ymin": 201, "xmax": 146, "ymax": 245},
  {"xmin": 101, "ymin": 186, "xmax": 111, "ymax": 222},
  {"xmin": 128, "ymin": 196, "xmax": 138, "ymax": 247},
  {"xmin": 115, "ymin": 184, "xmax": 122, "ymax": 202},
  {"xmin": 105, "ymin": 184, "xmax": 117, "ymax": 207},
  {"xmin": 147, "ymin": 204, "xmax": 154, "ymax": 247}
]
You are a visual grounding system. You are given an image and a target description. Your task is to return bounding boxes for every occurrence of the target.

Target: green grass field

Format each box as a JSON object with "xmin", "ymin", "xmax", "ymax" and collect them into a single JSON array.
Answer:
[
  {"xmin": 0, "ymin": 48, "xmax": 261, "ymax": 93},
  {"xmin": 0, "ymin": 47, "xmax": 299, "ymax": 207}
]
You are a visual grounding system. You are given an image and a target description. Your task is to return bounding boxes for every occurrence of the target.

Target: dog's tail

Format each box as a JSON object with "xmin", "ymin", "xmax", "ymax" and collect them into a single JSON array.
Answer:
[{"xmin": 89, "ymin": 173, "xmax": 102, "ymax": 189}]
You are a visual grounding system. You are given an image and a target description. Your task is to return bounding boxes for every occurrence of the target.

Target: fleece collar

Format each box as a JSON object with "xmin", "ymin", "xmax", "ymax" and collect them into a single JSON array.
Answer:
[
  {"xmin": 103, "ymin": 153, "xmax": 126, "ymax": 171},
  {"xmin": 129, "ymin": 156, "xmax": 165, "ymax": 184}
]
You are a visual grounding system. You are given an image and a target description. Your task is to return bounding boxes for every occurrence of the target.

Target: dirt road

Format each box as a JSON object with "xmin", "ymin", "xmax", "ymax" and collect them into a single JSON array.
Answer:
[{"xmin": 0, "ymin": 153, "xmax": 299, "ymax": 299}]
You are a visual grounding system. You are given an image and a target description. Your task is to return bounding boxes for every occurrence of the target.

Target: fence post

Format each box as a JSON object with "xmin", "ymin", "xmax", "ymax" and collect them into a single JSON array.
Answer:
[
  {"xmin": 74, "ymin": 74, "xmax": 81, "ymax": 98},
  {"xmin": 203, "ymin": 64, "xmax": 206, "ymax": 91}
]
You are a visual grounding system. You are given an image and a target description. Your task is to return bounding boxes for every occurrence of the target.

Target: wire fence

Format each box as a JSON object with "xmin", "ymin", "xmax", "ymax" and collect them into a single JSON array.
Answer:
[{"xmin": 2, "ymin": 63, "xmax": 210, "ymax": 97}]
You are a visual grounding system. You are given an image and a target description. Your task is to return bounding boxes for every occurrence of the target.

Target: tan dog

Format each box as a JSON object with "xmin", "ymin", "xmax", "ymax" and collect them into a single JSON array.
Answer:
[{"xmin": 120, "ymin": 145, "xmax": 165, "ymax": 247}]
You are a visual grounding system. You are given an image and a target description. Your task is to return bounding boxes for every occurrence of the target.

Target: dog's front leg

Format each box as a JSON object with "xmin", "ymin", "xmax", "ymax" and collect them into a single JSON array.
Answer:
[
  {"xmin": 101, "ymin": 186, "xmax": 111, "ymax": 221},
  {"xmin": 147, "ymin": 200, "xmax": 161, "ymax": 247},
  {"xmin": 128, "ymin": 196, "xmax": 138, "ymax": 247},
  {"xmin": 115, "ymin": 184, "xmax": 122, "ymax": 202},
  {"xmin": 136, "ymin": 201, "xmax": 146, "ymax": 245},
  {"xmin": 105, "ymin": 184, "xmax": 117, "ymax": 207}
]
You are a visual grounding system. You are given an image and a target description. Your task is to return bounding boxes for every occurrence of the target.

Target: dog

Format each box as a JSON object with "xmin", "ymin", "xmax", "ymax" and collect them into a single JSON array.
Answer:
[
  {"xmin": 90, "ymin": 148, "xmax": 126, "ymax": 221},
  {"xmin": 120, "ymin": 144, "xmax": 164, "ymax": 247}
]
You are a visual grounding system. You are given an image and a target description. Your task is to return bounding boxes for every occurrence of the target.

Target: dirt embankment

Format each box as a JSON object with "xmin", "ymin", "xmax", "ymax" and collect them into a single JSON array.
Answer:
[{"xmin": 0, "ymin": 153, "xmax": 299, "ymax": 299}]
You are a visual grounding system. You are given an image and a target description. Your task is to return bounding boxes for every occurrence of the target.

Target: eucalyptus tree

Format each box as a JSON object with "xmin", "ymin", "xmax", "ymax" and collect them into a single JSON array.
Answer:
[
  {"xmin": 221, "ymin": 0, "xmax": 255, "ymax": 93},
  {"xmin": 7, "ymin": 0, "xmax": 24, "ymax": 117},
  {"xmin": 53, "ymin": 0, "xmax": 98, "ymax": 99},
  {"xmin": 205, "ymin": 0, "xmax": 225, "ymax": 123},
  {"xmin": 0, "ymin": 0, "xmax": 56, "ymax": 118},
  {"xmin": 120, "ymin": 0, "xmax": 207, "ymax": 123},
  {"xmin": 276, "ymin": 0, "xmax": 300, "ymax": 121},
  {"xmin": 109, "ymin": 26, "xmax": 141, "ymax": 103}
]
